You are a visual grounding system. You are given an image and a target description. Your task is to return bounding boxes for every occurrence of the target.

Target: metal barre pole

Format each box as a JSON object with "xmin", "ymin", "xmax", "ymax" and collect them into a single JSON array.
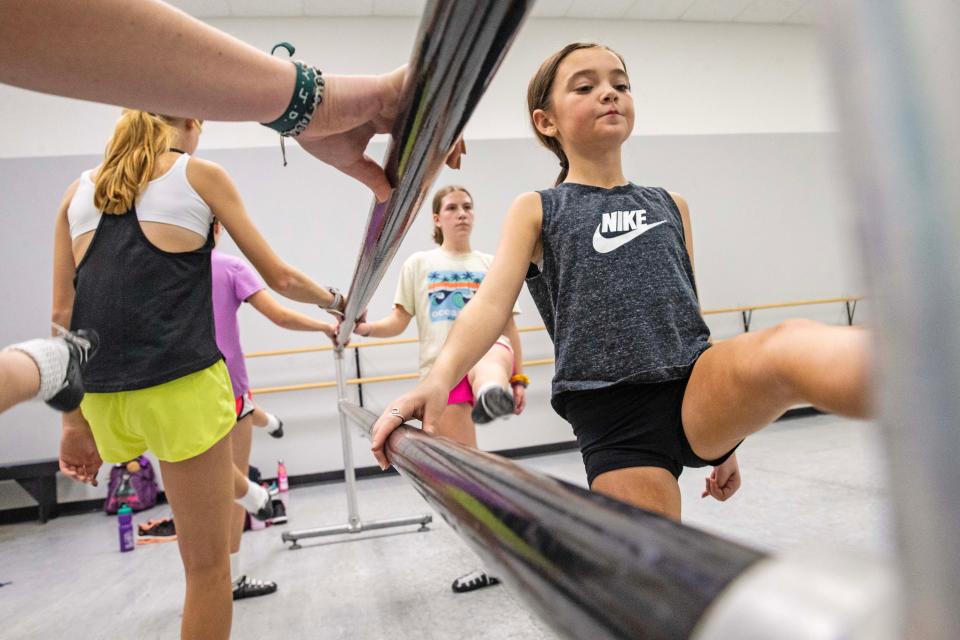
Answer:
[
  {"xmin": 282, "ymin": 347, "xmax": 431, "ymax": 547},
  {"xmin": 285, "ymin": 0, "xmax": 533, "ymax": 548},
  {"xmin": 335, "ymin": 0, "xmax": 534, "ymax": 345},
  {"xmin": 822, "ymin": 2, "xmax": 960, "ymax": 637},
  {"xmin": 341, "ymin": 403, "xmax": 895, "ymax": 640}
]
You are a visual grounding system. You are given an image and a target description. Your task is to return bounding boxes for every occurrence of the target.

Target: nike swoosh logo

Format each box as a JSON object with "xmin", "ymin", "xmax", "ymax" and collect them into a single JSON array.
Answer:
[{"xmin": 592, "ymin": 220, "xmax": 666, "ymax": 253}]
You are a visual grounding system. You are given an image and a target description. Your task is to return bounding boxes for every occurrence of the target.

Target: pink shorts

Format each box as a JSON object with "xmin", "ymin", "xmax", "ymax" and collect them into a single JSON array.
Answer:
[
  {"xmin": 446, "ymin": 337, "xmax": 514, "ymax": 406},
  {"xmin": 234, "ymin": 390, "xmax": 254, "ymax": 420}
]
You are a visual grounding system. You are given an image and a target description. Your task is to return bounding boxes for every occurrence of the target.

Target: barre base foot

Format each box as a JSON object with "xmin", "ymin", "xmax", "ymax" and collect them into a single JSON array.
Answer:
[{"xmin": 282, "ymin": 513, "xmax": 433, "ymax": 548}]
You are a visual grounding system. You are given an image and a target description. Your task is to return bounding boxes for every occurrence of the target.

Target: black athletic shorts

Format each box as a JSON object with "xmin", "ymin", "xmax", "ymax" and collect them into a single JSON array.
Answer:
[{"xmin": 559, "ymin": 375, "xmax": 739, "ymax": 485}]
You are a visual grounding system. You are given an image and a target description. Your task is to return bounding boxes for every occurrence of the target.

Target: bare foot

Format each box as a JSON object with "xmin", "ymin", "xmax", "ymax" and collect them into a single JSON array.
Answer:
[{"xmin": 59, "ymin": 410, "xmax": 102, "ymax": 485}]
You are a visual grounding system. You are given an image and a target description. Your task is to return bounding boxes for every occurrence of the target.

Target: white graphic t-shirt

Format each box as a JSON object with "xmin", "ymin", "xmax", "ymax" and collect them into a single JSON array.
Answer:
[{"xmin": 394, "ymin": 248, "xmax": 520, "ymax": 378}]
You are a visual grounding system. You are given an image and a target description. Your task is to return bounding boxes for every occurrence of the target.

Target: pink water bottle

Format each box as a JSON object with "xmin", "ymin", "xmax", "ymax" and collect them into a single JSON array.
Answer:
[
  {"xmin": 118, "ymin": 505, "xmax": 135, "ymax": 552},
  {"xmin": 277, "ymin": 459, "xmax": 289, "ymax": 492}
]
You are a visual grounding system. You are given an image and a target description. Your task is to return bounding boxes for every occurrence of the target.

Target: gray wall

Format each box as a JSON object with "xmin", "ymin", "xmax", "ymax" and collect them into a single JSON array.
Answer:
[{"xmin": 0, "ymin": 132, "xmax": 865, "ymax": 507}]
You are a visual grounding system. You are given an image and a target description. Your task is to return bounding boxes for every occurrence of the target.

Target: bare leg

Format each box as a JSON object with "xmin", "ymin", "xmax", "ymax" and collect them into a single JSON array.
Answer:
[
  {"xmin": 229, "ymin": 415, "xmax": 254, "ymax": 554},
  {"xmin": 249, "ymin": 403, "xmax": 282, "ymax": 437},
  {"xmin": 430, "ymin": 403, "xmax": 476, "ymax": 448},
  {"xmin": 467, "ymin": 343, "xmax": 513, "ymax": 391},
  {"xmin": 591, "ymin": 467, "xmax": 681, "ymax": 520},
  {"xmin": 467, "ymin": 344, "xmax": 516, "ymax": 424},
  {"xmin": 683, "ymin": 320, "xmax": 871, "ymax": 460},
  {"xmin": 160, "ymin": 435, "xmax": 234, "ymax": 640},
  {"xmin": 0, "ymin": 351, "xmax": 41, "ymax": 413},
  {"xmin": 232, "ymin": 465, "xmax": 249, "ymax": 501}
]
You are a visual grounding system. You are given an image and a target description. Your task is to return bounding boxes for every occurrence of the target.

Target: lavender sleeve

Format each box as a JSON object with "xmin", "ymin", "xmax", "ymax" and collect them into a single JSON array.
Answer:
[{"xmin": 233, "ymin": 259, "xmax": 266, "ymax": 303}]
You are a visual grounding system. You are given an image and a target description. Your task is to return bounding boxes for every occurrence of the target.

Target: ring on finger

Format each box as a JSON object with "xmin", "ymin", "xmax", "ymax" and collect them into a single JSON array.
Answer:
[{"xmin": 389, "ymin": 407, "xmax": 406, "ymax": 423}]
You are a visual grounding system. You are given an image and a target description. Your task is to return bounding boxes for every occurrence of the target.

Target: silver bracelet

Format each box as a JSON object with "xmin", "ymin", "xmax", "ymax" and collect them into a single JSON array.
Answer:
[{"xmin": 320, "ymin": 287, "xmax": 343, "ymax": 313}]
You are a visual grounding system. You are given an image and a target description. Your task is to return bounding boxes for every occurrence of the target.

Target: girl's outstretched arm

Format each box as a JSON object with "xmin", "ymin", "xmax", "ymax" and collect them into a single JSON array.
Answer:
[
  {"xmin": 188, "ymin": 158, "xmax": 342, "ymax": 314},
  {"xmin": 371, "ymin": 191, "xmax": 543, "ymax": 468},
  {"xmin": 355, "ymin": 305, "xmax": 413, "ymax": 338},
  {"xmin": 247, "ymin": 290, "xmax": 335, "ymax": 339}
]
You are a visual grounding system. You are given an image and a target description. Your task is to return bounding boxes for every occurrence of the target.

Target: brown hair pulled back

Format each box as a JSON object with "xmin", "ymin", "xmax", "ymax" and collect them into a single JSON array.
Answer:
[
  {"xmin": 527, "ymin": 43, "xmax": 627, "ymax": 185},
  {"xmin": 430, "ymin": 185, "xmax": 473, "ymax": 245}
]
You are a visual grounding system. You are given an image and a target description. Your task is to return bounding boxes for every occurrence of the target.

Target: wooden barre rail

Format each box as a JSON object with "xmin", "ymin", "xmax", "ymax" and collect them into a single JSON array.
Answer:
[
  {"xmin": 244, "ymin": 296, "xmax": 863, "ymax": 360},
  {"xmin": 704, "ymin": 296, "xmax": 862, "ymax": 315},
  {"xmin": 244, "ymin": 324, "xmax": 548, "ymax": 359},
  {"xmin": 248, "ymin": 295, "xmax": 862, "ymax": 396},
  {"xmin": 252, "ymin": 358, "xmax": 557, "ymax": 395}
]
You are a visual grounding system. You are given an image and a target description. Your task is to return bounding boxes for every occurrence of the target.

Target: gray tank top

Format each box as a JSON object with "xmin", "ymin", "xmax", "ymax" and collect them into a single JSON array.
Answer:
[{"xmin": 526, "ymin": 183, "xmax": 711, "ymax": 410}]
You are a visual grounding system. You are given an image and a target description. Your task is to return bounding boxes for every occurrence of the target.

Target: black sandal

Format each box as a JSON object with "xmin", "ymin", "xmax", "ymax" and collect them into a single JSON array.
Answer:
[
  {"xmin": 451, "ymin": 570, "xmax": 500, "ymax": 593},
  {"xmin": 233, "ymin": 575, "xmax": 278, "ymax": 600}
]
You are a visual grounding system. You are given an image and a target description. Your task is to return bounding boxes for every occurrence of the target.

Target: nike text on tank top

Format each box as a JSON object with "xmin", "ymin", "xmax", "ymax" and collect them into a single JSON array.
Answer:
[
  {"xmin": 526, "ymin": 183, "xmax": 711, "ymax": 411},
  {"xmin": 67, "ymin": 153, "xmax": 212, "ymax": 240},
  {"xmin": 69, "ymin": 174, "xmax": 222, "ymax": 392}
]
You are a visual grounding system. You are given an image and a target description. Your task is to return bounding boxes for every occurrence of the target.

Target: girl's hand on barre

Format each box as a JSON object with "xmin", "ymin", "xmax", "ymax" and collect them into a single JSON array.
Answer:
[
  {"xmin": 446, "ymin": 137, "xmax": 466, "ymax": 170},
  {"xmin": 512, "ymin": 384, "xmax": 526, "ymax": 415},
  {"xmin": 333, "ymin": 310, "xmax": 369, "ymax": 346},
  {"xmin": 321, "ymin": 322, "xmax": 337, "ymax": 344},
  {"xmin": 353, "ymin": 321, "xmax": 373, "ymax": 338},
  {"xmin": 371, "ymin": 379, "xmax": 448, "ymax": 470}
]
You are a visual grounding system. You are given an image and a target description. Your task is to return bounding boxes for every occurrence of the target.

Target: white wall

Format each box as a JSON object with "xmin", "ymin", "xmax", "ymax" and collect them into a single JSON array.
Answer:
[
  {"xmin": 0, "ymin": 16, "xmax": 856, "ymax": 509},
  {"xmin": 0, "ymin": 17, "xmax": 836, "ymax": 158}
]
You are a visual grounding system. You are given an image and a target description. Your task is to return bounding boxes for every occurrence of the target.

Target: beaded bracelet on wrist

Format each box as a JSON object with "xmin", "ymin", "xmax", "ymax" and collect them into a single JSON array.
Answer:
[
  {"xmin": 261, "ymin": 42, "xmax": 326, "ymax": 165},
  {"xmin": 510, "ymin": 374, "xmax": 530, "ymax": 388}
]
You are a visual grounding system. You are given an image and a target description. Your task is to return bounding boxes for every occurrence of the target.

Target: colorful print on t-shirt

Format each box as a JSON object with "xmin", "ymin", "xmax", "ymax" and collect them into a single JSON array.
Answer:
[{"xmin": 427, "ymin": 270, "xmax": 485, "ymax": 322}]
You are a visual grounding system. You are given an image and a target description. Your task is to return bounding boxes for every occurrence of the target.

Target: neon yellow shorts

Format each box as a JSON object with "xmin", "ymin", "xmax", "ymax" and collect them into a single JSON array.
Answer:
[{"xmin": 80, "ymin": 360, "xmax": 236, "ymax": 463}]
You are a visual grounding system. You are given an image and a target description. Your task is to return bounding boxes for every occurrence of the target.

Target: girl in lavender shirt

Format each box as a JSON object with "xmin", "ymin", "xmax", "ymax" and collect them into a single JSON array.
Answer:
[{"xmin": 211, "ymin": 220, "xmax": 336, "ymax": 600}]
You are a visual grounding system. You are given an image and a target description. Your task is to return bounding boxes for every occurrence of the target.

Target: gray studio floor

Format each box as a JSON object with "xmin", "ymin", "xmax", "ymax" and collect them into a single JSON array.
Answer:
[{"xmin": 0, "ymin": 413, "xmax": 892, "ymax": 639}]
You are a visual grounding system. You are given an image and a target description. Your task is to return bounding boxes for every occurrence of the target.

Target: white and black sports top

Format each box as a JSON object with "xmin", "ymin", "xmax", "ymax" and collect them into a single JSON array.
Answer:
[
  {"xmin": 67, "ymin": 152, "xmax": 213, "ymax": 239},
  {"xmin": 68, "ymin": 150, "xmax": 222, "ymax": 392}
]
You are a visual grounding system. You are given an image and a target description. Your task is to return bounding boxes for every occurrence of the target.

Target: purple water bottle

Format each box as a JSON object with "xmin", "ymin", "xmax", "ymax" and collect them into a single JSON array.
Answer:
[{"xmin": 118, "ymin": 505, "xmax": 135, "ymax": 552}]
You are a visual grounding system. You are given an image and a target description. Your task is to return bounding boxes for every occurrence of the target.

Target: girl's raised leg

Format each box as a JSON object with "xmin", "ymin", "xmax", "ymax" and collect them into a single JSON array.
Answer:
[{"xmin": 682, "ymin": 320, "xmax": 871, "ymax": 460}]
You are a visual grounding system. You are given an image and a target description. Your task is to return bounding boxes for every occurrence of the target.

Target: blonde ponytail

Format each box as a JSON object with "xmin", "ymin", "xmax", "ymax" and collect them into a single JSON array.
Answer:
[{"xmin": 94, "ymin": 110, "xmax": 174, "ymax": 214}]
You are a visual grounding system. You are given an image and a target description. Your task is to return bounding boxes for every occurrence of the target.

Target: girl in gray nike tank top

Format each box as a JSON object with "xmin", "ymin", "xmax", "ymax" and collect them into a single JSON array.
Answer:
[
  {"xmin": 372, "ymin": 43, "xmax": 873, "ymax": 522},
  {"xmin": 530, "ymin": 181, "xmax": 711, "ymax": 407}
]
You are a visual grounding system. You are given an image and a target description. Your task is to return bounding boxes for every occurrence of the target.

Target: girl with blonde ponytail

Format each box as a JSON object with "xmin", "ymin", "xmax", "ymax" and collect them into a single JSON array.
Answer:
[
  {"xmin": 94, "ymin": 110, "xmax": 175, "ymax": 214},
  {"xmin": 51, "ymin": 109, "xmax": 345, "ymax": 640}
]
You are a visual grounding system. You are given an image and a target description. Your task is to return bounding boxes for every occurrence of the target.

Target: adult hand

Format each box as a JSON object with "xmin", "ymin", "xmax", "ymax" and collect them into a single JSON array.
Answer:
[
  {"xmin": 701, "ymin": 453, "xmax": 741, "ymax": 502},
  {"xmin": 297, "ymin": 68, "xmax": 468, "ymax": 201},
  {"xmin": 512, "ymin": 383, "xmax": 526, "ymax": 415},
  {"xmin": 446, "ymin": 137, "xmax": 467, "ymax": 170},
  {"xmin": 296, "ymin": 68, "xmax": 404, "ymax": 202},
  {"xmin": 371, "ymin": 379, "xmax": 448, "ymax": 470},
  {"xmin": 60, "ymin": 410, "xmax": 102, "ymax": 486}
]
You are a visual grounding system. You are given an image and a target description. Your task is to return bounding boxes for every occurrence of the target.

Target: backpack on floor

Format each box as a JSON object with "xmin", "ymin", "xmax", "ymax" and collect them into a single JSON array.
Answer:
[{"xmin": 104, "ymin": 456, "xmax": 159, "ymax": 514}]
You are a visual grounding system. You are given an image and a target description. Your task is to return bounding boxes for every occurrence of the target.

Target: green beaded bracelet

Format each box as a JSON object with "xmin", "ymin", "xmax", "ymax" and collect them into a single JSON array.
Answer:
[{"xmin": 261, "ymin": 42, "xmax": 325, "ymax": 137}]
